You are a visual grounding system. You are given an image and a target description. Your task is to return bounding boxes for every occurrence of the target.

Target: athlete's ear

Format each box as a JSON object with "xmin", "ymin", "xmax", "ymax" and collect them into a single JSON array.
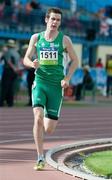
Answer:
[{"xmin": 45, "ymin": 17, "xmax": 48, "ymax": 24}]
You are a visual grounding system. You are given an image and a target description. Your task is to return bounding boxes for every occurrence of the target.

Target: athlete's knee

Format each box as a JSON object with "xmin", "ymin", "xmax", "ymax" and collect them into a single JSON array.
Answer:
[
  {"xmin": 45, "ymin": 126, "xmax": 55, "ymax": 134},
  {"xmin": 44, "ymin": 117, "xmax": 58, "ymax": 134},
  {"xmin": 34, "ymin": 115, "xmax": 43, "ymax": 127},
  {"xmin": 33, "ymin": 108, "xmax": 44, "ymax": 127}
]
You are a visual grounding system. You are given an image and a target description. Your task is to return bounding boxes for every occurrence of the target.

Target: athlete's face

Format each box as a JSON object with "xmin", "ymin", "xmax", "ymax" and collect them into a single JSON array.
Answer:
[{"xmin": 45, "ymin": 12, "xmax": 61, "ymax": 31}]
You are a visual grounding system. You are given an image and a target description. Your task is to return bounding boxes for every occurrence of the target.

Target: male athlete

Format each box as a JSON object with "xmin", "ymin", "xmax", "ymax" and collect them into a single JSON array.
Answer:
[{"xmin": 23, "ymin": 7, "xmax": 79, "ymax": 170}]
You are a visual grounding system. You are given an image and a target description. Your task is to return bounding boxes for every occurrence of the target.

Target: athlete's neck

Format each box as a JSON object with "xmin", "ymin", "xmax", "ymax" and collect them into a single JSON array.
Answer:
[{"xmin": 44, "ymin": 30, "xmax": 59, "ymax": 42}]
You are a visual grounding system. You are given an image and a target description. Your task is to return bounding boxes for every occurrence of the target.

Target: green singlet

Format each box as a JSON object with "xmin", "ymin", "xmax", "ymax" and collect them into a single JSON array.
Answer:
[{"xmin": 32, "ymin": 31, "xmax": 65, "ymax": 120}]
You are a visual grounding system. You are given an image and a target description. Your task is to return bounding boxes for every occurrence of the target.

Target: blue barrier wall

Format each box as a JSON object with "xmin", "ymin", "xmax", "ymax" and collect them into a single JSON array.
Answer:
[
  {"xmin": 70, "ymin": 68, "xmax": 107, "ymax": 88},
  {"xmin": 77, "ymin": 0, "xmax": 112, "ymax": 13},
  {"xmin": 38, "ymin": 0, "xmax": 70, "ymax": 9},
  {"xmin": 38, "ymin": 0, "xmax": 112, "ymax": 12}
]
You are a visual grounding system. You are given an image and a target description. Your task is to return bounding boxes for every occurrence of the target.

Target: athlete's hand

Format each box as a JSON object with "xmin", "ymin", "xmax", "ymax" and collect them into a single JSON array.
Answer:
[
  {"xmin": 61, "ymin": 78, "xmax": 69, "ymax": 88},
  {"xmin": 32, "ymin": 59, "xmax": 39, "ymax": 69}
]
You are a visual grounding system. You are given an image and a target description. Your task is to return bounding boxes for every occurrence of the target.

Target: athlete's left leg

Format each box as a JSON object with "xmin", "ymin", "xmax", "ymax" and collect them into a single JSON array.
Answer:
[
  {"xmin": 44, "ymin": 117, "xmax": 58, "ymax": 134},
  {"xmin": 43, "ymin": 84, "xmax": 63, "ymax": 134}
]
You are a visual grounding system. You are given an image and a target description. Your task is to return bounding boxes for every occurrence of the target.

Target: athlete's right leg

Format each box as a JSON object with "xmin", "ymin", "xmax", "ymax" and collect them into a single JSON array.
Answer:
[
  {"xmin": 32, "ymin": 79, "xmax": 46, "ymax": 157},
  {"xmin": 33, "ymin": 107, "xmax": 46, "ymax": 170},
  {"xmin": 33, "ymin": 107, "xmax": 44, "ymax": 156}
]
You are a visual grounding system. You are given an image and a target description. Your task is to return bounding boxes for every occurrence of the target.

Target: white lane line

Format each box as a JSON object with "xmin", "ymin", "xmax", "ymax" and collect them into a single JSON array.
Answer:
[
  {"xmin": 0, "ymin": 136, "xmax": 74, "ymax": 144},
  {"xmin": 0, "ymin": 133, "xmax": 111, "ymax": 145},
  {"xmin": 0, "ymin": 124, "xmax": 112, "ymax": 135},
  {"xmin": 0, "ymin": 132, "xmax": 32, "ymax": 135},
  {"xmin": 0, "ymin": 138, "xmax": 33, "ymax": 144},
  {"xmin": 0, "ymin": 158, "xmax": 34, "ymax": 162}
]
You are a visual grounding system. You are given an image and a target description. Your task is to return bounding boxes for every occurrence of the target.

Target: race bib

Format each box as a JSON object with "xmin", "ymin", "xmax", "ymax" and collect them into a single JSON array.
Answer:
[{"xmin": 39, "ymin": 47, "xmax": 58, "ymax": 65}]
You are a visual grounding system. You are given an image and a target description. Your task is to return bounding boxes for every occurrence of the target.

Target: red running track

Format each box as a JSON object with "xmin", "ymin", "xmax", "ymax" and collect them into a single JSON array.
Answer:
[{"xmin": 0, "ymin": 105, "xmax": 112, "ymax": 180}]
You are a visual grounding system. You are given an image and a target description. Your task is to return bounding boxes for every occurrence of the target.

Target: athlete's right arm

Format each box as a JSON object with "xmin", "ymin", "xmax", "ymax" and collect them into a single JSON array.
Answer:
[{"xmin": 23, "ymin": 34, "xmax": 39, "ymax": 69}]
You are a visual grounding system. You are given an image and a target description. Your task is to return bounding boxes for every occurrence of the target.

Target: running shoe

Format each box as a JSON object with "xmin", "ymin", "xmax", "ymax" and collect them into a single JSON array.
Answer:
[{"xmin": 34, "ymin": 160, "xmax": 45, "ymax": 170}]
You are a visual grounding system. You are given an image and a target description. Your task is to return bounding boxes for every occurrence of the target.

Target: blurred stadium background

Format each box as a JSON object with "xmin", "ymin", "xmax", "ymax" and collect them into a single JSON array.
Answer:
[{"xmin": 0, "ymin": 0, "xmax": 112, "ymax": 105}]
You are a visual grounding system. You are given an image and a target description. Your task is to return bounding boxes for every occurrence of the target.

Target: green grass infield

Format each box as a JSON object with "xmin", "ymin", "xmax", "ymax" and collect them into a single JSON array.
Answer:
[{"xmin": 83, "ymin": 150, "xmax": 112, "ymax": 178}]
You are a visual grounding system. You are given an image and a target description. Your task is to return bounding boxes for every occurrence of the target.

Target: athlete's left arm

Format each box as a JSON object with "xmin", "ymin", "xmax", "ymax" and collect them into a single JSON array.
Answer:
[{"xmin": 61, "ymin": 35, "xmax": 79, "ymax": 88}]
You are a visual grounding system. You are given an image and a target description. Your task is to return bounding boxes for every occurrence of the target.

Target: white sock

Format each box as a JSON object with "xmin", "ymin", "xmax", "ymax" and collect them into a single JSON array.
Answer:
[{"xmin": 37, "ymin": 154, "xmax": 44, "ymax": 162}]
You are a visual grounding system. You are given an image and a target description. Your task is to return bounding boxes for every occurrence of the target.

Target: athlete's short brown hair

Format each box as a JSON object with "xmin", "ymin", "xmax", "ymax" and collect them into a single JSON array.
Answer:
[{"xmin": 46, "ymin": 7, "xmax": 62, "ymax": 18}]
